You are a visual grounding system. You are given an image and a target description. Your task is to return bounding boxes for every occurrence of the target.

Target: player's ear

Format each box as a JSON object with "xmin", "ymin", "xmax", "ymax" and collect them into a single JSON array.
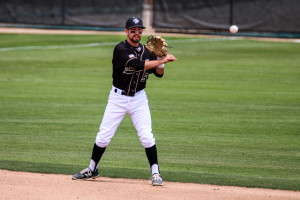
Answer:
[{"xmin": 125, "ymin": 29, "xmax": 128, "ymax": 34}]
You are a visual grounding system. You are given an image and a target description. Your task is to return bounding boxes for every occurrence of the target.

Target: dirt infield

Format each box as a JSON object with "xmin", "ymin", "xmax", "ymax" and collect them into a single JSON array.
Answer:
[{"xmin": 1, "ymin": 170, "xmax": 299, "ymax": 200}]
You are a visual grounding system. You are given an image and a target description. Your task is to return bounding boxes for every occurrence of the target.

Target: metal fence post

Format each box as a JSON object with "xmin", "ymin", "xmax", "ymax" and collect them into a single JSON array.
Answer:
[
  {"xmin": 229, "ymin": 0, "xmax": 234, "ymax": 26},
  {"xmin": 61, "ymin": 0, "xmax": 66, "ymax": 25}
]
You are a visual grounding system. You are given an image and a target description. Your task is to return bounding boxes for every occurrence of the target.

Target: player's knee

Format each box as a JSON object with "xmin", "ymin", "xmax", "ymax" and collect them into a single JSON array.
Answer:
[
  {"xmin": 139, "ymin": 132, "xmax": 156, "ymax": 148},
  {"xmin": 142, "ymin": 140, "xmax": 156, "ymax": 148},
  {"xmin": 95, "ymin": 131, "xmax": 111, "ymax": 148},
  {"xmin": 95, "ymin": 139, "xmax": 109, "ymax": 148}
]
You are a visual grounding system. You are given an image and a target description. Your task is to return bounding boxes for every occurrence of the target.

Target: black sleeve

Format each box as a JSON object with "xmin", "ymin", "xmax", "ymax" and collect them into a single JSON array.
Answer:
[
  {"xmin": 115, "ymin": 45, "xmax": 145, "ymax": 71},
  {"xmin": 149, "ymin": 53, "xmax": 157, "ymax": 61},
  {"xmin": 127, "ymin": 58, "xmax": 145, "ymax": 71},
  {"xmin": 148, "ymin": 68, "xmax": 164, "ymax": 78}
]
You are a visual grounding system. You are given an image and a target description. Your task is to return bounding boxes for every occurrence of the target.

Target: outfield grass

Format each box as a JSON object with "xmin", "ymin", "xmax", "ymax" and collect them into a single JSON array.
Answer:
[{"xmin": 0, "ymin": 33, "xmax": 299, "ymax": 191}]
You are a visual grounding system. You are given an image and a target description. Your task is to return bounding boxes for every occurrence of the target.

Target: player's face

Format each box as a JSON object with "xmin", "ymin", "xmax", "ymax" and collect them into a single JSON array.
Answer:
[{"xmin": 127, "ymin": 27, "xmax": 143, "ymax": 43}]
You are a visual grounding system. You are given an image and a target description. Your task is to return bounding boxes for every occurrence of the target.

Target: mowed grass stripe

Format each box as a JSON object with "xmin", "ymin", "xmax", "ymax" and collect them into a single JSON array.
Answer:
[{"xmin": 0, "ymin": 33, "xmax": 299, "ymax": 190}]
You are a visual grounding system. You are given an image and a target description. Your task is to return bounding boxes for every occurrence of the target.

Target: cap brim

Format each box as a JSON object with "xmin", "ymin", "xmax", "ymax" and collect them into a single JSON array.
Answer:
[{"xmin": 127, "ymin": 25, "xmax": 146, "ymax": 29}]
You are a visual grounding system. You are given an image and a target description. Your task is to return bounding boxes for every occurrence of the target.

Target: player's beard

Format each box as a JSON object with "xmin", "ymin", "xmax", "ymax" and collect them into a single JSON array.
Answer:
[{"xmin": 128, "ymin": 34, "xmax": 141, "ymax": 44}]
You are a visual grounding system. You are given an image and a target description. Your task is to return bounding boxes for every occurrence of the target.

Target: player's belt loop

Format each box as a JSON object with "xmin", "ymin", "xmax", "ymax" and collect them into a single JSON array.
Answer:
[{"xmin": 112, "ymin": 85, "xmax": 123, "ymax": 95}]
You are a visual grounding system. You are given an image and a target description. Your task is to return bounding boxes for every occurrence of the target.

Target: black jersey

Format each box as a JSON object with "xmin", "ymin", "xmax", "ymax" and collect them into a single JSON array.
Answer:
[{"xmin": 112, "ymin": 40, "xmax": 163, "ymax": 96}]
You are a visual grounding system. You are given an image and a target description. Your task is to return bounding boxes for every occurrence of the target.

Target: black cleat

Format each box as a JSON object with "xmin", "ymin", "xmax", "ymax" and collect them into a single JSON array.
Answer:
[{"xmin": 72, "ymin": 168, "xmax": 99, "ymax": 180}]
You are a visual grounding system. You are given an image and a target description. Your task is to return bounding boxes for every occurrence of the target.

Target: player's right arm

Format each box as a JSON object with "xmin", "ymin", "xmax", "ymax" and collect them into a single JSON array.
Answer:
[{"xmin": 144, "ymin": 55, "xmax": 177, "ymax": 70}]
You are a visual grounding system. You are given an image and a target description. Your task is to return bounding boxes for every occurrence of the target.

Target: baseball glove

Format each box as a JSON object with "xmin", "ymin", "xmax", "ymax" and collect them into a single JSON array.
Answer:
[{"xmin": 145, "ymin": 36, "xmax": 168, "ymax": 57}]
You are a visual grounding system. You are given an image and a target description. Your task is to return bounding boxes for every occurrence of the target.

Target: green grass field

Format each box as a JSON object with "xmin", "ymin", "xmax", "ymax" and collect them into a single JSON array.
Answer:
[{"xmin": 0, "ymin": 33, "xmax": 299, "ymax": 191}]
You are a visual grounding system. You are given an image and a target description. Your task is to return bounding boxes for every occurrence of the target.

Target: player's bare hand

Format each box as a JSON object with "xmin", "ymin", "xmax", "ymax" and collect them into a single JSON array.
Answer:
[{"xmin": 163, "ymin": 54, "xmax": 177, "ymax": 63}]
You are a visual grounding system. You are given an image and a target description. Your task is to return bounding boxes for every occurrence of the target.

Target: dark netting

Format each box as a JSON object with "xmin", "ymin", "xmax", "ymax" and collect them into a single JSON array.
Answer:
[
  {"xmin": 0, "ymin": 0, "xmax": 144, "ymax": 28},
  {"xmin": 0, "ymin": 0, "xmax": 62, "ymax": 25},
  {"xmin": 1, "ymin": 0, "xmax": 299, "ymax": 34},
  {"xmin": 233, "ymin": 0, "xmax": 300, "ymax": 33},
  {"xmin": 153, "ymin": 0, "xmax": 231, "ymax": 30},
  {"xmin": 63, "ymin": 0, "xmax": 143, "ymax": 27},
  {"xmin": 153, "ymin": 0, "xmax": 300, "ymax": 33}
]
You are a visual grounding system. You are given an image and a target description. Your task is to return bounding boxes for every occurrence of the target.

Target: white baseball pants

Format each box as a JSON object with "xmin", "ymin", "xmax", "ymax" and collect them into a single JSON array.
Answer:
[{"xmin": 95, "ymin": 86, "xmax": 156, "ymax": 148}]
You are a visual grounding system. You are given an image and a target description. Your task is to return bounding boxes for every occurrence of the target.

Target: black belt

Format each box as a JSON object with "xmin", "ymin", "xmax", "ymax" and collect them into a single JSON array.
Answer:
[
  {"xmin": 114, "ymin": 87, "xmax": 135, "ymax": 97},
  {"xmin": 121, "ymin": 90, "xmax": 135, "ymax": 97}
]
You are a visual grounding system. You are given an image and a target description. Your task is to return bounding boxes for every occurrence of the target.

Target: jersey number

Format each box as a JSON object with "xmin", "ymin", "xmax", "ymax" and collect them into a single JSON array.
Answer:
[{"xmin": 140, "ymin": 72, "xmax": 148, "ymax": 82}]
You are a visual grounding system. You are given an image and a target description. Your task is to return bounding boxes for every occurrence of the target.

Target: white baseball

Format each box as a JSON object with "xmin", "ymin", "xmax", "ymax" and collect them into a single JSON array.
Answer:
[{"xmin": 230, "ymin": 25, "xmax": 238, "ymax": 34}]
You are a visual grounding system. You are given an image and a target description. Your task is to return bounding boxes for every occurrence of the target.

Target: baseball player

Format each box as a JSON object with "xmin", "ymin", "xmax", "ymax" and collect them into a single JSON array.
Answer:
[{"xmin": 72, "ymin": 17, "xmax": 177, "ymax": 186}]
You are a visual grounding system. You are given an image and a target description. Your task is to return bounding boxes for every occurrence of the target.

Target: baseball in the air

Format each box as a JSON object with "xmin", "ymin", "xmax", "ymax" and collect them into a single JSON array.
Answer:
[{"xmin": 229, "ymin": 25, "xmax": 238, "ymax": 34}]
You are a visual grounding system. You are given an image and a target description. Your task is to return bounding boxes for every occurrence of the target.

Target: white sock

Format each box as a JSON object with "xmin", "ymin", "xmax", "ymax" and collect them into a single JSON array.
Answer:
[
  {"xmin": 151, "ymin": 164, "xmax": 159, "ymax": 175},
  {"xmin": 89, "ymin": 159, "xmax": 96, "ymax": 172}
]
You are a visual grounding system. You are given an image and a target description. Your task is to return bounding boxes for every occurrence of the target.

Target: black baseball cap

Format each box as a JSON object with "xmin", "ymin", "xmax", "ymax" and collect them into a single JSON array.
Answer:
[{"xmin": 125, "ymin": 17, "xmax": 145, "ymax": 29}]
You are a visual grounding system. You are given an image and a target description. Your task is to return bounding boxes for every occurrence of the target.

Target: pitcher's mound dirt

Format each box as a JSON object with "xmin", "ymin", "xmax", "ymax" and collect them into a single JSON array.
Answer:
[{"xmin": 1, "ymin": 169, "xmax": 299, "ymax": 200}]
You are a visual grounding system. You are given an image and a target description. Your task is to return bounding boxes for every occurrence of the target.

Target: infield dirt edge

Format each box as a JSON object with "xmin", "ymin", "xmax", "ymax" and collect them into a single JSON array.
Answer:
[{"xmin": 1, "ymin": 169, "xmax": 300, "ymax": 200}]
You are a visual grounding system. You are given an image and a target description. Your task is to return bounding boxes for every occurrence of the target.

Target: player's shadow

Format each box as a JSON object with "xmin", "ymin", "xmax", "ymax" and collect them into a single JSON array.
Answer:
[{"xmin": 84, "ymin": 177, "xmax": 149, "ymax": 186}]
